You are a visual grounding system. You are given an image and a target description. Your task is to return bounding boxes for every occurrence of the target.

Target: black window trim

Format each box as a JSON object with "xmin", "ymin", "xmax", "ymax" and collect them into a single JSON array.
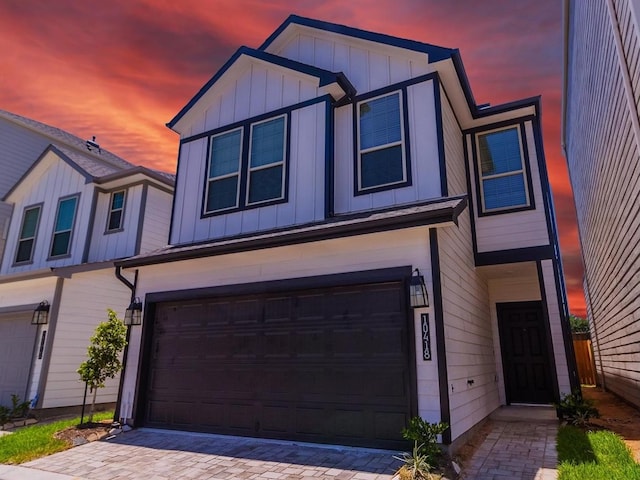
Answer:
[
  {"xmin": 352, "ymin": 87, "xmax": 412, "ymax": 196},
  {"xmin": 472, "ymin": 122, "xmax": 536, "ymax": 217},
  {"xmin": 201, "ymin": 113, "xmax": 290, "ymax": 218},
  {"xmin": 47, "ymin": 193, "xmax": 81, "ymax": 260},
  {"xmin": 13, "ymin": 202, "xmax": 43, "ymax": 266},
  {"xmin": 104, "ymin": 189, "xmax": 127, "ymax": 234}
]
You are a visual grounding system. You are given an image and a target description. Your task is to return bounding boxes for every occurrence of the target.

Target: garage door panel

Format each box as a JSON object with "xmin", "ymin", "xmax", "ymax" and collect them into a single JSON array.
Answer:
[
  {"xmin": 0, "ymin": 312, "xmax": 37, "ymax": 406},
  {"xmin": 143, "ymin": 280, "xmax": 413, "ymax": 448}
]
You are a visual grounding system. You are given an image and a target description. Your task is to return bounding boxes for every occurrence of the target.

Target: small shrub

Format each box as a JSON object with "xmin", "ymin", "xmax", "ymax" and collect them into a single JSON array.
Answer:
[
  {"xmin": 0, "ymin": 406, "xmax": 10, "ymax": 429},
  {"xmin": 556, "ymin": 390, "xmax": 599, "ymax": 427},
  {"xmin": 10, "ymin": 394, "xmax": 30, "ymax": 419},
  {"xmin": 395, "ymin": 442, "xmax": 436, "ymax": 480},
  {"xmin": 402, "ymin": 416, "xmax": 449, "ymax": 465}
]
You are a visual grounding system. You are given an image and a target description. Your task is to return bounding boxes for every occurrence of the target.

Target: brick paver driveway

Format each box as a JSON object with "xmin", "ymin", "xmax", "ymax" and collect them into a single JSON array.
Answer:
[{"xmin": 24, "ymin": 429, "xmax": 401, "ymax": 480}]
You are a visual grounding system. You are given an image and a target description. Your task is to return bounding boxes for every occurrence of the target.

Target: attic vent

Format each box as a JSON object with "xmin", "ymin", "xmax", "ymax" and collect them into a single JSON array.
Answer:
[{"xmin": 86, "ymin": 136, "xmax": 101, "ymax": 153}]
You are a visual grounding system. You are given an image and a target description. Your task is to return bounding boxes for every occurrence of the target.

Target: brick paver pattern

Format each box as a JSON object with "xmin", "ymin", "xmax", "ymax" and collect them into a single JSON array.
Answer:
[
  {"xmin": 460, "ymin": 421, "xmax": 558, "ymax": 480},
  {"xmin": 25, "ymin": 429, "xmax": 402, "ymax": 480}
]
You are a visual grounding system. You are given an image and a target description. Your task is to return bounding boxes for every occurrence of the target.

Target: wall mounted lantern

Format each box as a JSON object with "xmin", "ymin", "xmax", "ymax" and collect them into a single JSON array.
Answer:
[
  {"xmin": 124, "ymin": 298, "xmax": 142, "ymax": 326},
  {"xmin": 32, "ymin": 300, "xmax": 50, "ymax": 325},
  {"xmin": 409, "ymin": 269, "xmax": 429, "ymax": 308}
]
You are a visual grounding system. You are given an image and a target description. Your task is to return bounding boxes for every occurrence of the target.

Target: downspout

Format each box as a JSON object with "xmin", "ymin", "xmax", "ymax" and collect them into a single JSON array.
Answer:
[{"xmin": 113, "ymin": 265, "xmax": 138, "ymax": 423}]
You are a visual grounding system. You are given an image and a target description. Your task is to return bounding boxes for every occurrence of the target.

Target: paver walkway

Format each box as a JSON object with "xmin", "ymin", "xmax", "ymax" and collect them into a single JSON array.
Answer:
[
  {"xmin": 23, "ymin": 429, "xmax": 401, "ymax": 480},
  {"xmin": 460, "ymin": 407, "xmax": 559, "ymax": 480}
]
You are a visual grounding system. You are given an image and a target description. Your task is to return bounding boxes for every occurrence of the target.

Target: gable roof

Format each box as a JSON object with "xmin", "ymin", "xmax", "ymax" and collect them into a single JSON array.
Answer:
[
  {"xmin": 0, "ymin": 110, "xmax": 175, "ymax": 201},
  {"xmin": 260, "ymin": 14, "xmax": 456, "ymax": 62},
  {"xmin": 167, "ymin": 46, "xmax": 356, "ymax": 130}
]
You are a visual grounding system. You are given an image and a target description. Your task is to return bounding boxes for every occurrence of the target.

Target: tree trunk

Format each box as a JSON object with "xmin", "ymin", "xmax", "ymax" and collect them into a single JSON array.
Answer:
[{"xmin": 89, "ymin": 387, "xmax": 97, "ymax": 423}]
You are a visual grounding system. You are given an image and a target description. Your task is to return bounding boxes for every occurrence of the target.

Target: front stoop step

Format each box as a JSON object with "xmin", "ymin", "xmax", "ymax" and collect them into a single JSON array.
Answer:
[{"xmin": 490, "ymin": 405, "xmax": 559, "ymax": 423}]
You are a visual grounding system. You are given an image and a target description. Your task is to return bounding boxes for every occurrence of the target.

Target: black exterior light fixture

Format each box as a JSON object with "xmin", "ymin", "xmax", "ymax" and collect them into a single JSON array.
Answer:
[
  {"xmin": 124, "ymin": 297, "xmax": 143, "ymax": 326},
  {"xmin": 409, "ymin": 269, "xmax": 429, "ymax": 308},
  {"xmin": 32, "ymin": 300, "xmax": 50, "ymax": 325}
]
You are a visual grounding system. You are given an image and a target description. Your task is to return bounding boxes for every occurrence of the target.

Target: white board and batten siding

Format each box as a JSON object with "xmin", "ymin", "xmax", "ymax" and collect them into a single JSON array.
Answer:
[
  {"xmin": 183, "ymin": 61, "xmax": 322, "ymax": 140},
  {"xmin": 466, "ymin": 121, "xmax": 550, "ymax": 253},
  {"xmin": 566, "ymin": 0, "xmax": 640, "ymax": 407},
  {"xmin": 171, "ymin": 102, "xmax": 326, "ymax": 245},
  {"xmin": 139, "ymin": 187, "xmax": 172, "ymax": 253},
  {"xmin": 438, "ymin": 210, "xmax": 499, "ymax": 442},
  {"xmin": 120, "ymin": 228, "xmax": 443, "ymax": 423},
  {"xmin": 42, "ymin": 269, "xmax": 130, "ymax": 409},
  {"xmin": 270, "ymin": 31, "xmax": 430, "ymax": 95},
  {"xmin": 1, "ymin": 153, "xmax": 94, "ymax": 275},
  {"xmin": 333, "ymin": 79, "xmax": 442, "ymax": 215},
  {"xmin": 87, "ymin": 185, "xmax": 144, "ymax": 263}
]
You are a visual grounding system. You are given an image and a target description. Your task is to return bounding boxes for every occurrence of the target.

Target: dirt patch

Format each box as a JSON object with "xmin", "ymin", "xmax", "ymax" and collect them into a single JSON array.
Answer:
[
  {"xmin": 583, "ymin": 386, "xmax": 640, "ymax": 462},
  {"xmin": 54, "ymin": 420, "xmax": 114, "ymax": 446}
]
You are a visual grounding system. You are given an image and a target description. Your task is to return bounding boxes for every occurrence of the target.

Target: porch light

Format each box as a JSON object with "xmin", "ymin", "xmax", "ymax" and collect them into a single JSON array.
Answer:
[
  {"xmin": 32, "ymin": 301, "xmax": 50, "ymax": 325},
  {"xmin": 409, "ymin": 269, "xmax": 429, "ymax": 308},
  {"xmin": 124, "ymin": 298, "xmax": 142, "ymax": 326}
]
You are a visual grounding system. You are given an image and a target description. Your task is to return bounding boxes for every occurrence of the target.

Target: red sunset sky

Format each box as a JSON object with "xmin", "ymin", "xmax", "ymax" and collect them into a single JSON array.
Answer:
[{"xmin": 0, "ymin": 0, "xmax": 586, "ymax": 316}]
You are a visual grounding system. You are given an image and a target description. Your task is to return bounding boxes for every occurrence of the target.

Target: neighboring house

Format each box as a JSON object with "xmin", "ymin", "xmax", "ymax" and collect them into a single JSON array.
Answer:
[
  {"xmin": 563, "ymin": 0, "xmax": 640, "ymax": 408},
  {"xmin": 0, "ymin": 111, "xmax": 174, "ymax": 411},
  {"xmin": 117, "ymin": 15, "xmax": 577, "ymax": 450}
]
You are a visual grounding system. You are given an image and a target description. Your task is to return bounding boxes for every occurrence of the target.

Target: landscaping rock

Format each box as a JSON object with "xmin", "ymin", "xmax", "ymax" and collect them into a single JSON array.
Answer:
[{"xmin": 72, "ymin": 436, "xmax": 88, "ymax": 446}]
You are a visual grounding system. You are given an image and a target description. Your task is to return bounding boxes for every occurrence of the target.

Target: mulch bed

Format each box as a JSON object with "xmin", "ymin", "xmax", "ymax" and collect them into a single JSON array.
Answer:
[{"xmin": 53, "ymin": 420, "xmax": 114, "ymax": 445}]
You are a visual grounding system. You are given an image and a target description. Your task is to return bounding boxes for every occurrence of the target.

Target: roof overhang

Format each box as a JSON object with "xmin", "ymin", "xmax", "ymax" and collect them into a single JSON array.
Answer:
[{"xmin": 117, "ymin": 195, "xmax": 467, "ymax": 268}]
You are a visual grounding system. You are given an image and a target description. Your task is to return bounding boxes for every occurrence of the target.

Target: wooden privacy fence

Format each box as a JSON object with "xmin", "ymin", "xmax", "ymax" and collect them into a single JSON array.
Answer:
[{"xmin": 573, "ymin": 333, "xmax": 597, "ymax": 386}]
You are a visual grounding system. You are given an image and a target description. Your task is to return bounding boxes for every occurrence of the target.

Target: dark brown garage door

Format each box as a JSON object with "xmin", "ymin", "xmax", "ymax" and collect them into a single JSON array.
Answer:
[{"xmin": 142, "ymin": 281, "xmax": 413, "ymax": 448}]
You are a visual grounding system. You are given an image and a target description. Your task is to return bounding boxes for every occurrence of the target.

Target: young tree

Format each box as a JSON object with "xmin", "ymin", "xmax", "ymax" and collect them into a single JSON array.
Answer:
[{"xmin": 77, "ymin": 309, "xmax": 127, "ymax": 423}]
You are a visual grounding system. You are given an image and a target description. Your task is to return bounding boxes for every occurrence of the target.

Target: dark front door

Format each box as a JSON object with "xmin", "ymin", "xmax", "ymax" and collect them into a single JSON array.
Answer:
[
  {"xmin": 141, "ymin": 280, "xmax": 413, "ymax": 449},
  {"xmin": 497, "ymin": 302, "xmax": 554, "ymax": 404}
]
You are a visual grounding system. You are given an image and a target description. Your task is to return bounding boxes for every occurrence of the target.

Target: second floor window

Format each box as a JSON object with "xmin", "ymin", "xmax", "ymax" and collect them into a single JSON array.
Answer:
[
  {"xmin": 107, "ymin": 190, "xmax": 126, "ymax": 232},
  {"xmin": 15, "ymin": 205, "xmax": 41, "ymax": 264},
  {"xmin": 357, "ymin": 91, "xmax": 408, "ymax": 193},
  {"xmin": 204, "ymin": 114, "xmax": 287, "ymax": 215},
  {"xmin": 50, "ymin": 195, "xmax": 78, "ymax": 258},
  {"xmin": 477, "ymin": 126, "xmax": 529, "ymax": 213}
]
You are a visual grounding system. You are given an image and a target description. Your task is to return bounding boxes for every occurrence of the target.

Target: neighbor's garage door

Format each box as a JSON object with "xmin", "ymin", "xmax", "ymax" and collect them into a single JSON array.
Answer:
[
  {"xmin": 142, "ymin": 281, "xmax": 413, "ymax": 448},
  {"xmin": 0, "ymin": 312, "xmax": 36, "ymax": 406}
]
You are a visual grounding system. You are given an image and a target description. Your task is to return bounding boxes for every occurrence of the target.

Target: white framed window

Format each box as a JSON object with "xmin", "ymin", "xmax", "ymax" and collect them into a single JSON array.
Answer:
[
  {"xmin": 106, "ymin": 190, "xmax": 126, "ymax": 232},
  {"xmin": 205, "ymin": 128, "xmax": 243, "ymax": 213},
  {"xmin": 476, "ymin": 125, "xmax": 530, "ymax": 213},
  {"xmin": 50, "ymin": 195, "xmax": 79, "ymax": 258},
  {"xmin": 15, "ymin": 204, "xmax": 42, "ymax": 264},
  {"xmin": 247, "ymin": 115, "xmax": 287, "ymax": 205},
  {"xmin": 357, "ymin": 91, "xmax": 407, "ymax": 192}
]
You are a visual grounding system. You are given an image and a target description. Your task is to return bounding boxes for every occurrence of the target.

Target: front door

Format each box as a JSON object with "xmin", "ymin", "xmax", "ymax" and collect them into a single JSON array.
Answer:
[{"xmin": 497, "ymin": 302, "xmax": 554, "ymax": 404}]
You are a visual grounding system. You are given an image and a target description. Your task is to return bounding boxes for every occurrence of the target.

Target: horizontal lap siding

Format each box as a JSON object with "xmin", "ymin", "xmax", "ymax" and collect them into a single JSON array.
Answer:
[
  {"xmin": 172, "ymin": 103, "xmax": 325, "ymax": 245},
  {"xmin": 566, "ymin": 0, "xmax": 640, "ymax": 407},
  {"xmin": 441, "ymin": 86, "xmax": 465, "ymax": 196},
  {"xmin": 438, "ymin": 211, "xmax": 498, "ymax": 441},
  {"xmin": 471, "ymin": 122, "xmax": 549, "ymax": 253},
  {"xmin": 42, "ymin": 269, "xmax": 130, "ymax": 408},
  {"xmin": 333, "ymin": 80, "xmax": 441, "ymax": 214}
]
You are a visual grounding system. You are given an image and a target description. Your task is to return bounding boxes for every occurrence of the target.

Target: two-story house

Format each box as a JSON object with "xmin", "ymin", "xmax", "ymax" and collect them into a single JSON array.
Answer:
[
  {"xmin": 117, "ymin": 16, "xmax": 578, "ymax": 451},
  {"xmin": 0, "ymin": 111, "xmax": 174, "ymax": 412}
]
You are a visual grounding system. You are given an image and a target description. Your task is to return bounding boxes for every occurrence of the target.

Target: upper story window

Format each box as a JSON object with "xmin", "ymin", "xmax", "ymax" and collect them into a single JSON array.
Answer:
[
  {"xmin": 248, "ymin": 116, "xmax": 286, "ymax": 205},
  {"xmin": 476, "ymin": 126, "xmax": 530, "ymax": 213},
  {"xmin": 50, "ymin": 195, "xmax": 79, "ymax": 258},
  {"xmin": 15, "ymin": 204, "xmax": 42, "ymax": 264},
  {"xmin": 356, "ymin": 91, "xmax": 409, "ymax": 193},
  {"xmin": 203, "ymin": 114, "xmax": 287, "ymax": 216},
  {"xmin": 106, "ymin": 190, "xmax": 126, "ymax": 232}
]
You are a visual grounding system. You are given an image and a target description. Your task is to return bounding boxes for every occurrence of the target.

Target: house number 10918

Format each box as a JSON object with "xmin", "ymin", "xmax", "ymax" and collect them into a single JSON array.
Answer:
[{"xmin": 421, "ymin": 313, "xmax": 431, "ymax": 361}]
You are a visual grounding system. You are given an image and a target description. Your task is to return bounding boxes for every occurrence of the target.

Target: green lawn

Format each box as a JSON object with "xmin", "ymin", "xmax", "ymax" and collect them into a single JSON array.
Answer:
[
  {"xmin": 558, "ymin": 425, "xmax": 640, "ymax": 480},
  {"xmin": 0, "ymin": 411, "xmax": 113, "ymax": 464}
]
